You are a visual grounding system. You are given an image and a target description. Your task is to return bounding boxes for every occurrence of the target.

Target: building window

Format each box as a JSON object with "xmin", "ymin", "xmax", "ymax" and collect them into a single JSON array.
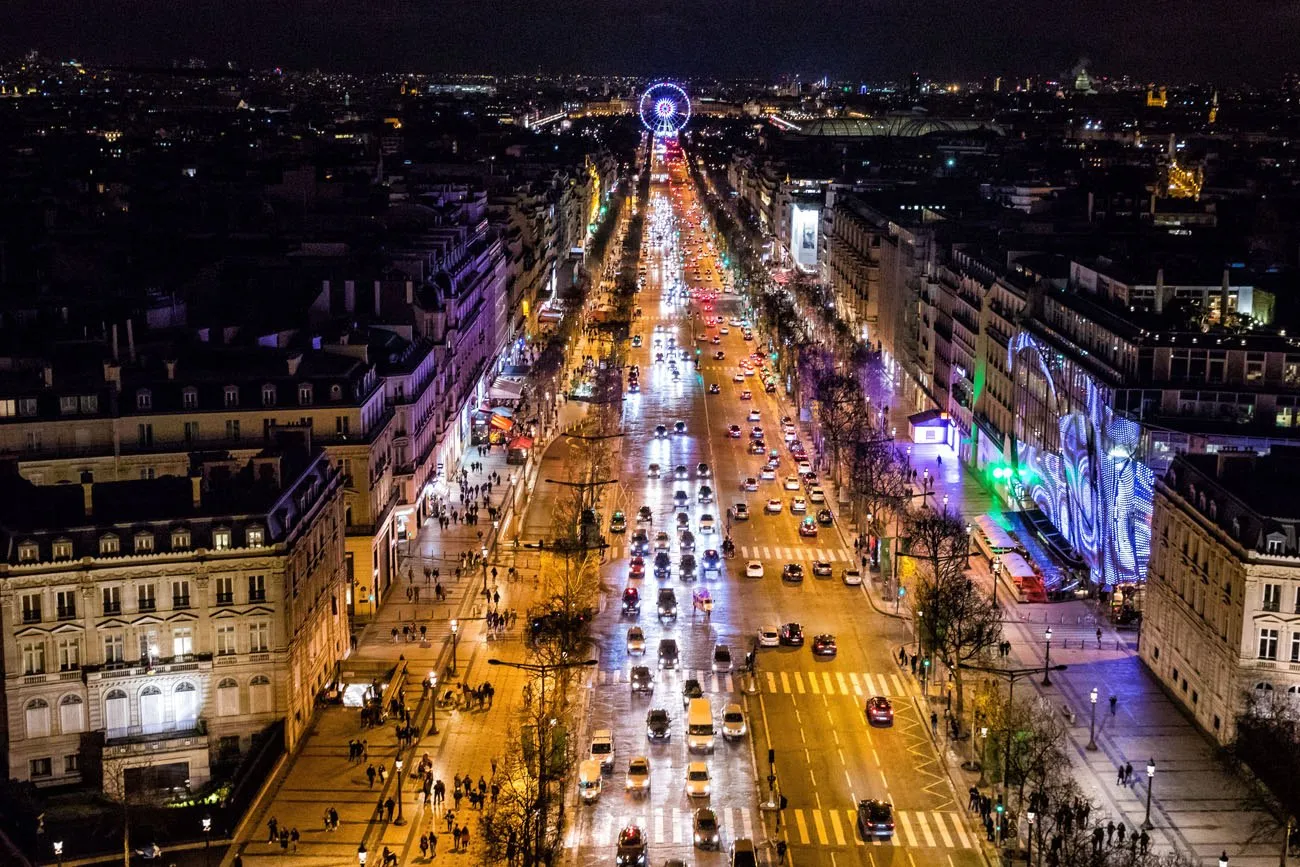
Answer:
[
  {"xmin": 59, "ymin": 396, "xmax": 78, "ymax": 415},
  {"xmin": 1264, "ymin": 584, "xmax": 1282, "ymax": 612},
  {"xmin": 250, "ymin": 674, "xmax": 273, "ymax": 714},
  {"xmin": 51, "ymin": 538, "xmax": 73, "ymax": 560},
  {"xmin": 247, "ymin": 526, "xmax": 265, "ymax": 547},
  {"xmin": 139, "ymin": 467, "xmax": 155, "ymax": 480},
  {"xmin": 248, "ymin": 574, "xmax": 266, "ymax": 602},
  {"xmin": 102, "ymin": 586, "xmax": 121, "ymax": 615},
  {"xmin": 217, "ymin": 678, "xmax": 240, "ymax": 716},
  {"xmin": 172, "ymin": 626, "xmax": 193, "ymax": 658},
  {"xmin": 25, "ymin": 699, "xmax": 50, "ymax": 738},
  {"xmin": 175, "ymin": 682, "xmax": 198, "ymax": 725},
  {"xmin": 336, "ymin": 416, "xmax": 350, "ymax": 436},
  {"xmin": 262, "ymin": 384, "xmax": 276, "ymax": 406},
  {"xmin": 249, "ymin": 621, "xmax": 270, "ymax": 653},
  {"xmin": 135, "ymin": 389, "xmax": 152, "ymax": 410},
  {"xmin": 172, "ymin": 579, "xmax": 191, "ymax": 609},
  {"xmin": 21, "ymin": 593, "xmax": 42, "ymax": 623},
  {"xmin": 22, "ymin": 640, "xmax": 46, "ymax": 675},
  {"xmin": 1260, "ymin": 628, "xmax": 1280, "ymax": 660},
  {"xmin": 298, "ymin": 383, "xmax": 313, "ymax": 406},
  {"xmin": 212, "ymin": 527, "xmax": 232, "ymax": 551},
  {"xmin": 57, "ymin": 637, "xmax": 80, "ymax": 672},
  {"xmin": 55, "ymin": 589, "xmax": 77, "ymax": 620},
  {"xmin": 216, "ymin": 623, "xmax": 237, "ymax": 656},
  {"xmin": 137, "ymin": 423, "xmax": 153, "ymax": 447},
  {"xmin": 184, "ymin": 421, "xmax": 199, "ymax": 443},
  {"xmin": 64, "ymin": 754, "xmax": 80, "ymax": 774},
  {"xmin": 1291, "ymin": 631, "xmax": 1300, "ymax": 663},
  {"xmin": 137, "ymin": 583, "xmax": 156, "ymax": 612},
  {"xmin": 29, "ymin": 758, "xmax": 52, "ymax": 778},
  {"xmin": 182, "ymin": 387, "xmax": 198, "ymax": 409},
  {"xmin": 224, "ymin": 386, "xmax": 239, "ymax": 408},
  {"xmin": 80, "ymin": 395, "xmax": 98, "ymax": 413},
  {"xmin": 59, "ymin": 696, "xmax": 85, "ymax": 734},
  {"xmin": 225, "ymin": 419, "xmax": 240, "ymax": 439},
  {"xmin": 215, "ymin": 576, "xmax": 234, "ymax": 605},
  {"xmin": 1268, "ymin": 537, "xmax": 1285, "ymax": 555},
  {"xmin": 18, "ymin": 540, "xmax": 39, "ymax": 563},
  {"xmin": 98, "ymin": 534, "xmax": 119, "ymax": 556},
  {"xmin": 103, "ymin": 632, "xmax": 124, "ymax": 663},
  {"xmin": 134, "ymin": 532, "xmax": 154, "ymax": 554},
  {"xmin": 1256, "ymin": 682, "xmax": 1275, "ymax": 694},
  {"xmin": 171, "ymin": 527, "xmax": 191, "ymax": 550}
]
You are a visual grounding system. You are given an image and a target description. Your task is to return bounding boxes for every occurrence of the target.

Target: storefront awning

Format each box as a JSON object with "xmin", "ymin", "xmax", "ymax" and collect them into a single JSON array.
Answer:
[
  {"xmin": 508, "ymin": 436, "xmax": 534, "ymax": 450},
  {"xmin": 490, "ymin": 415, "xmax": 515, "ymax": 431},
  {"xmin": 489, "ymin": 377, "xmax": 526, "ymax": 401},
  {"xmin": 538, "ymin": 309, "xmax": 564, "ymax": 322}
]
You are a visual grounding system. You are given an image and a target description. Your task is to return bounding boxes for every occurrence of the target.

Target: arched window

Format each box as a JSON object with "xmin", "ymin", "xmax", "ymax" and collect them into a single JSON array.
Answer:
[
  {"xmin": 1256, "ymin": 681, "xmax": 1275, "ymax": 693},
  {"xmin": 60, "ymin": 694, "xmax": 85, "ymax": 734},
  {"xmin": 174, "ymin": 681, "xmax": 198, "ymax": 725},
  {"xmin": 104, "ymin": 689, "xmax": 129, "ymax": 735},
  {"xmin": 25, "ymin": 698, "xmax": 50, "ymax": 738},
  {"xmin": 217, "ymin": 677, "xmax": 240, "ymax": 717},
  {"xmin": 140, "ymin": 685, "xmax": 164, "ymax": 733},
  {"xmin": 250, "ymin": 674, "xmax": 273, "ymax": 715}
]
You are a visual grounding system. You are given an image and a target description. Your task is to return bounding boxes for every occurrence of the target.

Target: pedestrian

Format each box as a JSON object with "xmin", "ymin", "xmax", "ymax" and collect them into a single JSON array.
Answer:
[
  {"xmin": 454, "ymin": 787, "xmax": 463, "ymax": 809},
  {"xmin": 968, "ymin": 786, "xmax": 979, "ymax": 812},
  {"xmin": 776, "ymin": 839, "xmax": 788, "ymax": 862},
  {"xmin": 1092, "ymin": 826, "xmax": 1105, "ymax": 853},
  {"xmin": 445, "ymin": 810, "xmax": 454, "ymax": 832},
  {"xmin": 930, "ymin": 711, "xmax": 939, "ymax": 736},
  {"xmin": 367, "ymin": 764, "xmax": 376, "ymax": 788},
  {"xmin": 451, "ymin": 825, "xmax": 460, "ymax": 851},
  {"xmin": 462, "ymin": 826, "xmax": 471, "ymax": 851},
  {"xmin": 910, "ymin": 654, "xmax": 917, "ymax": 675},
  {"xmin": 1110, "ymin": 694, "xmax": 1118, "ymax": 715},
  {"xmin": 290, "ymin": 828, "xmax": 300, "ymax": 852},
  {"xmin": 429, "ymin": 831, "xmax": 438, "ymax": 857},
  {"xmin": 1116, "ymin": 822, "xmax": 1126, "ymax": 845},
  {"xmin": 1116, "ymin": 765, "xmax": 1125, "ymax": 786},
  {"xmin": 420, "ymin": 834, "xmax": 429, "ymax": 859},
  {"xmin": 385, "ymin": 797, "xmax": 395, "ymax": 822},
  {"xmin": 1123, "ymin": 761, "xmax": 1133, "ymax": 785},
  {"xmin": 267, "ymin": 817, "xmax": 279, "ymax": 844}
]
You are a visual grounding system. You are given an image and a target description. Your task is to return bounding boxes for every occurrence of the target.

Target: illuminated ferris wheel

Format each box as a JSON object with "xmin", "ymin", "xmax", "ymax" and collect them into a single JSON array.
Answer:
[{"xmin": 639, "ymin": 82, "xmax": 691, "ymax": 137}]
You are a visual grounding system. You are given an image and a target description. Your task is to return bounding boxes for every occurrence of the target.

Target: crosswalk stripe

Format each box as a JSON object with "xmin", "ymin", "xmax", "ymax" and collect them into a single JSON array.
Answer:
[
  {"xmin": 813, "ymin": 810, "xmax": 830, "ymax": 844},
  {"xmin": 653, "ymin": 808, "xmax": 664, "ymax": 843},
  {"xmin": 809, "ymin": 672, "xmax": 821, "ymax": 695},
  {"xmin": 823, "ymin": 672, "xmax": 834, "ymax": 694},
  {"xmin": 766, "ymin": 672, "xmax": 777, "ymax": 692},
  {"xmin": 898, "ymin": 811, "xmax": 919, "ymax": 847},
  {"xmin": 933, "ymin": 812, "xmax": 955, "ymax": 848},
  {"xmin": 850, "ymin": 673, "xmax": 863, "ymax": 696},
  {"xmin": 794, "ymin": 672, "xmax": 806, "ymax": 694},
  {"xmin": 780, "ymin": 671, "xmax": 791, "ymax": 693},
  {"xmin": 830, "ymin": 809, "xmax": 847, "ymax": 845},
  {"xmin": 795, "ymin": 810, "xmax": 811, "ymax": 845},
  {"xmin": 916, "ymin": 812, "xmax": 937, "ymax": 847},
  {"xmin": 951, "ymin": 813, "xmax": 972, "ymax": 848},
  {"xmin": 837, "ymin": 673, "xmax": 850, "ymax": 695},
  {"xmin": 739, "ymin": 806, "xmax": 754, "ymax": 840},
  {"xmin": 862, "ymin": 674, "xmax": 877, "ymax": 695},
  {"xmin": 673, "ymin": 807, "xmax": 685, "ymax": 844},
  {"xmin": 891, "ymin": 674, "xmax": 906, "ymax": 695},
  {"xmin": 847, "ymin": 810, "xmax": 865, "ymax": 846}
]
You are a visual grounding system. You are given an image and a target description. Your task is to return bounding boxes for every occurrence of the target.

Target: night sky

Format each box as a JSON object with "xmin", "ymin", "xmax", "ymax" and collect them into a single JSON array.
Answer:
[{"xmin": 4, "ymin": 0, "xmax": 1297, "ymax": 82}]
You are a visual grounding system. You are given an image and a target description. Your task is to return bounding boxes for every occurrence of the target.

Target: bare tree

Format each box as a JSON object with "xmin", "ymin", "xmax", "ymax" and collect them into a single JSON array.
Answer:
[
  {"xmin": 814, "ymin": 372, "xmax": 867, "ymax": 486},
  {"xmin": 847, "ymin": 428, "xmax": 912, "ymax": 539}
]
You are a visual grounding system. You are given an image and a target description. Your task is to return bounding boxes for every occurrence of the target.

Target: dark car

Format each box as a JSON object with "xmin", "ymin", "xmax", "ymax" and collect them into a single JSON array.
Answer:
[
  {"xmin": 781, "ymin": 564, "xmax": 805, "ymax": 583},
  {"xmin": 658, "ymin": 638, "xmax": 680, "ymax": 669},
  {"xmin": 866, "ymin": 696, "xmax": 894, "ymax": 726},
  {"xmin": 622, "ymin": 587, "xmax": 641, "ymax": 615},
  {"xmin": 816, "ymin": 508, "xmax": 834, "ymax": 526},
  {"xmin": 638, "ymin": 506, "xmax": 654, "ymax": 524},
  {"xmin": 657, "ymin": 588, "xmax": 678, "ymax": 619},
  {"xmin": 679, "ymin": 554, "xmax": 698, "ymax": 579},
  {"xmin": 655, "ymin": 424, "xmax": 668, "ymax": 437},
  {"xmin": 631, "ymin": 665, "xmax": 654, "ymax": 693},
  {"xmin": 680, "ymin": 531, "xmax": 696, "ymax": 552},
  {"xmin": 654, "ymin": 552, "xmax": 672, "ymax": 578},
  {"xmin": 631, "ymin": 530, "xmax": 650, "ymax": 555},
  {"xmin": 674, "ymin": 421, "xmax": 687, "ymax": 434},
  {"xmin": 811, "ymin": 634, "xmax": 838, "ymax": 657},
  {"xmin": 856, "ymin": 799, "xmax": 895, "ymax": 839},
  {"xmin": 616, "ymin": 825, "xmax": 648, "ymax": 866},
  {"xmin": 702, "ymin": 549, "xmax": 720, "ymax": 571},
  {"xmin": 646, "ymin": 708, "xmax": 671, "ymax": 741},
  {"xmin": 682, "ymin": 678, "xmax": 704, "ymax": 706},
  {"xmin": 779, "ymin": 623, "xmax": 805, "ymax": 646}
]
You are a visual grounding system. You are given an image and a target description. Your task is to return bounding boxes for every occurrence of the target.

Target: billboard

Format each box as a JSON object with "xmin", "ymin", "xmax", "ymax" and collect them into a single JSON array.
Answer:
[{"xmin": 790, "ymin": 203, "xmax": 819, "ymax": 270}]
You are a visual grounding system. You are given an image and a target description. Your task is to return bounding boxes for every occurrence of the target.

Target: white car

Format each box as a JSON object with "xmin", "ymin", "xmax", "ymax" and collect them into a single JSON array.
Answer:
[
  {"xmin": 591, "ymin": 730, "xmax": 615, "ymax": 771},
  {"xmin": 843, "ymin": 569, "xmax": 863, "ymax": 586},
  {"xmin": 626, "ymin": 757, "xmax": 651, "ymax": 794},
  {"xmin": 764, "ymin": 499, "xmax": 783, "ymax": 514},
  {"xmin": 797, "ymin": 461, "xmax": 813, "ymax": 475},
  {"xmin": 740, "ymin": 389, "xmax": 753, "ymax": 400},
  {"xmin": 685, "ymin": 762, "xmax": 712, "ymax": 798},
  {"xmin": 733, "ymin": 373, "xmax": 745, "ymax": 383},
  {"xmin": 791, "ymin": 497, "xmax": 808, "ymax": 513},
  {"xmin": 808, "ymin": 487, "xmax": 826, "ymax": 504},
  {"xmin": 719, "ymin": 327, "xmax": 730, "ymax": 335},
  {"xmin": 742, "ymin": 477, "xmax": 759, "ymax": 492},
  {"xmin": 721, "ymin": 703, "xmax": 748, "ymax": 739},
  {"xmin": 746, "ymin": 560, "xmax": 765, "ymax": 579},
  {"xmin": 758, "ymin": 626, "xmax": 780, "ymax": 646},
  {"xmin": 784, "ymin": 476, "xmax": 801, "ymax": 491},
  {"xmin": 759, "ymin": 467, "xmax": 777, "ymax": 481},
  {"xmin": 748, "ymin": 410, "xmax": 761, "ymax": 421},
  {"xmin": 627, "ymin": 627, "xmax": 646, "ymax": 655}
]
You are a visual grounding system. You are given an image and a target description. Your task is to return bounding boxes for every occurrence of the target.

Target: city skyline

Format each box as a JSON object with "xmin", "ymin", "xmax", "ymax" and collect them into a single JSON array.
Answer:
[{"xmin": 4, "ymin": 0, "xmax": 1299, "ymax": 83}]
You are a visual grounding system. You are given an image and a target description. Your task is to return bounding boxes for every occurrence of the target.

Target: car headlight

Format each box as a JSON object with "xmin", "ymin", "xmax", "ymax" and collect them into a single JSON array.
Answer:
[{"xmin": 694, "ymin": 833, "xmax": 702, "ymax": 842}]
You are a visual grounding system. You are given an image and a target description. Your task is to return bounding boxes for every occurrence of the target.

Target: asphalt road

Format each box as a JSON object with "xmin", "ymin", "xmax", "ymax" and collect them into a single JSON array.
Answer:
[{"xmin": 567, "ymin": 142, "xmax": 986, "ymax": 867}]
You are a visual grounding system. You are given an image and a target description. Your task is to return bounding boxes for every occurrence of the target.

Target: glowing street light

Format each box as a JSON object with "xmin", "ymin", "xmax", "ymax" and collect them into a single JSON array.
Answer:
[{"xmin": 1042, "ymin": 628, "xmax": 1054, "ymax": 686}]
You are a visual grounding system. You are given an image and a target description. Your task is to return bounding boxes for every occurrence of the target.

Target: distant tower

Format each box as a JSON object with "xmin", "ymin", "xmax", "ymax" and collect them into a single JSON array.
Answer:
[
  {"xmin": 909, "ymin": 71, "xmax": 921, "ymax": 101},
  {"xmin": 993, "ymin": 76, "xmax": 1003, "ymax": 93},
  {"xmin": 1146, "ymin": 86, "xmax": 1167, "ymax": 108},
  {"xmin": 1208, "ymin": 90, "xmax": 1219, "ymax": 125}
]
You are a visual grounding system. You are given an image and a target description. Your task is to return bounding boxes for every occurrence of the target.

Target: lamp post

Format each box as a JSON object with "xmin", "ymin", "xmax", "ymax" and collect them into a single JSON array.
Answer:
[
  {"xmin": 991, "ymin": 557, "xmax": 1002, "ymax": 606},
  {"xmin": 449, "ymin": 620, "xmax": 460, "ymax": 676},
  {"xmin": 481, "ymin": 545, "xmax": 490, "ymax": 600},
  {"xmin": 358, "ymin": 843, "xmax": 368, "ymax": 866},
  {"xmin": 393, "ymin": 758, "xmax": 406, "ymax": 825},
  {"xmin": 201, "ymin": 815, "xmax": 212, "ymax": 867},
  {"xmin": 1143, "ymin": 759, "xmax": 1155, "ymax": 830},
  {"xmin": 1218, "ymin": 852, "xmax": 1228, "ymax": 867},
  {"xmin": 1042, "ymin": 628, "xmax": 1054, "ymax": 686},
  {"xmin": 52, "ymin": 841, "xmax": 63, "ymax": 867},
  {"xmin": 1026, "ymin": 807, "xmax": 1035, "ymax": 866},
  {"xmin": 1087, "ymin": 687, "xmax": 1099, "ymax": 750},
  {"xmin": 428, "ymin": 672, "xmax": 440, "ymax": 735}
]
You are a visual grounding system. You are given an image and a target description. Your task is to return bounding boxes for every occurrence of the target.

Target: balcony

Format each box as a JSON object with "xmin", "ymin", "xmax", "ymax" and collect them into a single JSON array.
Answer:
[
  {"xmin": 56, "ymin": 607, "xmax": 77, "ymax": 621},
  {"xmin": 249, "ymin": 590, "xmax": 267, "ymax": 603},
  {"xmin": 138, "ymin": 599, "xmax": 156, "ymax": 612},
  {"xmin": 105, "ymin": 719, "xmax": 207, "ymax": 746},
  {"xmin": 172, "ymin": 596, "xmax": 191, "ymax": 610},
  {"xmin": 22, "ymin": 610, "xmax": 42, "ymax": 625},
  {"xmin": 1263, "ymin": 600, "xmax": 1281, "ymax": 613},
  {"xmin": 102, "ymin": 602, "xmax": 121, "ymax": 615},
  {"xmin": 215, "ymin": 593, "xmax": 234, "ymax": 606}
]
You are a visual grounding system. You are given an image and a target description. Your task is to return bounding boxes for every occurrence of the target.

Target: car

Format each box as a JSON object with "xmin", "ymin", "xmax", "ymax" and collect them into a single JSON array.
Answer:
[
  {"xmin": 610, "ymin": 511, "xmax": 627, "ymax": 533},
  {"xmin": 791, "ymin": 497, "xmax": 808, "ymax": 513},
  {"xmin": 739, "ymin": 389, "xmax": 752, "ymax": 400},
  {"xmin": 750, "ymin": 426, "xmax": 764, "ymax": 439},
  {"xmin": 811, "ymin": 634, "xmax": 838, "ymax": 657},
  {"xmin": 738, "ymin": 559, "xmax": 762, "ymax": 580},
  {"xmin": 625, "ymin": 757, "xmax": 651, "ymax": 794},
  {"xmin": 764, "ymin": 498, "xmax": 782, "ymax": 514},
  {"xmin": 714, "ymin": 351, "xmax": 726, "ymax": 360},
  {"xmin": 857, "ymin": 799, "xmax": 895, "ymax": 839},
  {"xmin": 591, "ymin": 730, "xmax": 615, "ymax": 771},
  {"xmin": 627, "ymin": 381, "xmax": 640, "ymax": 393},
  {"xmin": 711, "ymin": 336, "xmax": 722, "ymax": 345},
  {"xmin": 615, "ymin": 825, "xmax": 648, "ymax": 866},
  {"xmin": 698, "ymin": 485, "xmax": 713, "ymax": 503},
  {"xmin": 675, "ymin": 464, "xmax": 689, "ymax": 479},
  {"xmin": 679, "ymin": 553, "xmax": 697, "ymax": 578},
  {"xmin": 744, "ymin": 331, "xmax": 755, "ymax": 341},
  {"xmin": 676, "ymin": 512, "xmax": 690, "ymax": 529},
  {"xmin": 808, "ymin": 487, "xmax": 826, "ymax": 504},
  {"xmin": 732, "ymin": 503, "xmax": 750, "ymax": 522},
  {"xmin": 674, "ymin": 491, "xmax": 689, "ymax": 509},
  {"xmin": 799, "ymin": 518, "xmax": 819, "ymax": 538},
  {"xmin": 727, "ymin": 424, "xmax": 742, "ymax": 438},
  {"xmin": 708, "ymin": 383, "xmax": 721, "ymax": 394},
  {"xmin": 631, "ymin": 665, "xmax": 655, "ymax": 693},
  {"xmin": 733, "ymin": 373, "xmax": 745, "ymax": 383},
  {"xmin": 797, "ymin": 461, "xmax": 813, "ymax": 475},
  {"xmin": 629, "ymin": 555, "xmax": 646, "ymax": 579},
  {"xmin": 646, "ymin": 708, "xmax": 671, "ymax": 741},
  {"xmin": 697, "ymin": 462, "xmax": 711, "ymax": 478},
  {"xmin": 699, "ymin": 514, "xmax": 716, "ymax": 533},
  {"xmin": 657, "ymin": 588, "xmax": 678, "ymax": 619},
  {"xmin": 747, "ymin": 438, "xmax": 766, "ymax": 455},
  {"xmin": 817, "ymin": 508, "xmax": 834, "ymax": 526},
  {"xmin": 784, "ymin": 475, "xmax": 801, "ymax": 491},
  {"xmin": 719, "ymin": 326, "xmax": 730, "ymax": 335},
  {"xmin": 866, "ymin": 696, "xmax": 894, "ymax": 726},
  {"xmin": 658, "ymin": 639, "xmax": 680, "ymax": 669},
  {"xmin": 653, "ymin": 551, "xmax": 672, "ymax": 578},
  {"xmin": 654, "ymin": 532, "xmax": 672, "ymax": 552},
  {"xmin": 631, "ymin": 530, "xmax": 650, "ymax": 556},
  {"xmin": 757, "ymin": 626, "xmax": 780, "ymax": 647},
  {"xmin": 759, "ymin": 466, "xmax": 777, "ymax": 481},
  {"xmin": 843, "ymin": 568, "xmax": 863, "ymax": 586},
  {"xmin": 655, "ymin": 424, "xmax": 668, "ymax": 437},
  {"xmin": 632, "ymin": 335, "xmax": 643, "ymax": 347},
  {"xmin": 674, "ymin": 421, "xmax": 687, "ymax": 434},
  {"xmin": 747, "ymin": 409, "xmax": 761, "ymax": 422},
  {"xmin": 721, "ymin": 703, "xmax": 747, "ymax": 739},
  {"xmin": 712, "ymin": 643, "xmax": 732, "ymax": 672},
  {"xmin": 780, "ymin": 623, "xmax": 805, "ymax": 646},
  {"xmin": 782, "ymin": 563, "xmax": 805, "ymax": 583},
  {"xmin": 638, "ymin": 505, "xmax": 654, "ymax": 524},
  {"xmin": 647, "ymin": 462, "xmax": 661, "ymax": 479},
  {"xmin": 627, "ymin": 626, "xmax": 646, "ymax": 655},
  {"xmin": 803, "ymin": 472, "xmax": 819, "ymax": 486},
  {"xmin": 622, "ymin": 587, "xmax": 641, "ymax": 615},
  {"xmin": 685, "ymin": 762, "xmax": 712, "ymax": 798},
  {"xmin": 693, "ymin": 807, "xmax": 721, "ymax": 849},
  {"xmin": 812, "ymin": 560, "xmax": 833, "ymax": 577},
  {"xmin": 681, "ymin": 678, "xmax": 704, "ymax": 706}
]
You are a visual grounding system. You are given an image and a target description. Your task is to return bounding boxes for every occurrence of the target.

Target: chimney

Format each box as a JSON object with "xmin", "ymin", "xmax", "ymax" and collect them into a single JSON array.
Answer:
[
  {"xmin": 405, "ymin": 280, "xmax": 414, "ymax": 305},
  {"xmin": 126, "ymin": 319, "xmax": 136, "ymax": 362},
  {"xmin": 82, "ymin": 480, "xmax": 94, "ymax": 517},
  {"xmin": 287, "ymin": 352, "xmax": 303, "ymax": 377},
  {"xmin": 374, "ymin": 280, "xmax": 382, "ymax": 318},
  {"xmin": 343, "ymin": 280, "xmax": 356, "ymax": 314},
  {"xmin": 190, "ymin": 474, "xmax": 203, "ymax": 509},
  {"xmin": 1154, "ymin": 268, "xmax": 1165, "ymax": 315},
  {"xmin": 164, "ymin": 358, "xmax": 177, "ymax": 380},
  {"xmin": 1221, "ymin": 269, "xmax": 1231, "ymax": 324},
  {"xmin": 42, "ymin": 365, "xmax": 53, "ymax": 388},
  {"xmin": 111, "ymin": 323, "xmax": 120, "ymax": 361}
]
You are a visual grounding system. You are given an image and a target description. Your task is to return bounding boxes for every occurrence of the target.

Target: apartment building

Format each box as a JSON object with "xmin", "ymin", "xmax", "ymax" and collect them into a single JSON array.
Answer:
[{"xmin": 0, "ymin": 444, "xmax": 347, "ymax": 792}]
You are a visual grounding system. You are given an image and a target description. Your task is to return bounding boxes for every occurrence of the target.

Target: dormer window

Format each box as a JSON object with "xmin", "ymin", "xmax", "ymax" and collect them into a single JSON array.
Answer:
[
  {"xmin": 136, "ymin": 389, "xmax": 152, "ymax": 410},
  {"xmin": 212, "ymin": 527, "xmax": 232, "ymax": 551},
  {"xmin": 298, "ymin": 383, "xmax": 314, "ymax": 406},
  {"xmin": 17, "ymin": 540, "xmax": 39, "ymax": 563},
  {"xmin": 246, "ymin": 525, "xmax": 265, "ymax": 548},
  {"xmin": 51, "ymin": 539, "xmax": 73, "ymax": 560},
  {"xmin": 182, "ymin": 387, "xmax": 198, "ymax": 409},
  {"xmin": 330, "ymin": 384, "xmax": 343, "ymax": 402},
  {"xmin": 1232, "ymin": 517, "xmax": 1242, "ymax": 539},
  {"xmin": 171, "ymin": 527, "xmax": 191, "ymax": 550},
  {"xmin": 133, "ymin": 531, "xmax": 154, "ymax": 554},
  {"xmin": 223, "ymin": 386, "xmax": 240, "ymax": 408},
  {"xmin": 1208, "ymin": 501, "xmax": 1218, "ymax": 520},
  {"xmin": 99, "ymin": 534, "xmax": 120, "ymax": 556},
  {"xmin": 261, "ymin": 384, "xmax": 276, "ymax": 407},
  {"xmin": 1267, "ymin": 533, "xmax": 1286, "ymax": 556}
]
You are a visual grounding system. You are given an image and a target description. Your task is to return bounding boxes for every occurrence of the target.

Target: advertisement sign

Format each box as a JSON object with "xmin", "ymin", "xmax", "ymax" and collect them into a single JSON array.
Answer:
[{"xmin": 790, "ymin": 203, "xmax": 819, "ymax": 270}]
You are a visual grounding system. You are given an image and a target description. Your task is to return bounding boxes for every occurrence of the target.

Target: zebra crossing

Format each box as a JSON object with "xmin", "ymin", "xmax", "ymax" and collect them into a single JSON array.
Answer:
[
  {"xmin": 596, "ymin": 668, "xmax": 912, "ymax": 698},
  {"xmin": 604, "ymin": 544, "xmax": 852, "ymax": 564},
  {"xmin": 572, "ymin": 806, "xmax": 975, "ymax": 849}
]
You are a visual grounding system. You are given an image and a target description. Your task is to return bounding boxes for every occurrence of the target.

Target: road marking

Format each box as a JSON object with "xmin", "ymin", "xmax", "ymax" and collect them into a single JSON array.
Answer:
[
  {"xmin": 837, "ymin": 673, "xmax": 850, "ymax": 695},
  {"xmin": 653, "ymin": 808, "xmax": 664, "ymax": 842},
  {"xmin": 916, "ymin": 811, "xmax": 937, "ymax": 847},
  {"xmin": 794, "ymin": 672, "xmax": 806, "ymax": 694},
  {"xmin": 890, "ymin": 674, "xmax": 907, "ymax": 695},
  {"xmin": 871, "ymin": 749, "xmax": 881, "ymax": 766},
  {"xmin": 863, "ymin": 674, "xmax": 878, "ymax": 695},
  {"xmin": 672, "ymin": 807, "xmax": 684, "ymax": 844},
  {"xmin": 824, "ymin": 672, "xmax": 835, "ymax": 694},
  {"xmin": 933, "ymin": 812, "xmax": 955, "ymax": 848},
  {"xmin": 832, "ymin": 729, "xmax": 840, "ymax": 745},
  {"xmin": 766, "ymin": 672, "xmax": 777, "ymax": 692},
  {"xmin": 739, "ymin": 806, "xmax": 754, "ymax": 840},
  {"xmin": 950, "ymin": 814, "xmax": 972, "ymax": 848},
  {"xmin": 781, "ymin": 672, "xmax": 791, "ymax": 693},
  {"xmin": 809, "ymin": 672, "xmax": 821, "ymax": 694},
  {"xmin": 897, "ymin": 811, "xmax": 919, "ymax": 847},
  {"xmin": 850, "ymin": 673, "xmax": 863, "ymax": 696},
  {"xmin": 813, "ymin": 809, "xmax": 830, "ymax": 844},
  {"xmin": 830, "ymin": 808, "xmax": 847, "ymax": 845},
  {"xmin": 845, "ymin": 769, "xmax": 853, "ymax": 789},
  {"xmin": 880, "ymin": 771, "xmax": 889, "ymax": 790},
  {"xmin": 594, "ymin": 814, "xmax": 612, "ymax": 846},
  {"xmin": 795, "ymin": 809, "xmax": 811, "ymax": 844}
]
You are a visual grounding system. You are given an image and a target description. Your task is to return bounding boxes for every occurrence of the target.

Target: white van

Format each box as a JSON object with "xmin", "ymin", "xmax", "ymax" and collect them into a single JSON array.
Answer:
[
  {"xmin": 578, "ymin": 759, "xmax": 603, "ymax": 803},
  {"xmin": 686, "ymin": 697, "xmax": 715, "ymax": 752}
]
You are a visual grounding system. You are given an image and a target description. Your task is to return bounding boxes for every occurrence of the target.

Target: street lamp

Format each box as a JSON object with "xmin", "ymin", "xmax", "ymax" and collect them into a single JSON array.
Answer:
[
  {"xmin": 481, "ymin": 544, "xmax": 490, "ymax": 600},
  {"xmin": 393, "ymin": 757, "xmax": 406, "ymax": 825},
  {"xmin": 52, "ymin": 841, "xmax": 63, "ymax": 867},
  {"xmin": 1218, "ymin": 852, "xmax": 1228, "ymax": 867},
  {"xmin": 358, "ymin": 843, "xmax": 368, "ymax": 866},
  {"xmin": 991, "ymin": 557, "xmax": 1002, "ymax": 605},
  {"xmin": 201, "ymin": 815, "xmax": 212, "ymax": 867},
  {"xmin": 428, "ymin": 671, "xmax": 440, "ymax": 735},
  {"xmin": 1026, "ymin": 806, "xmax": 1035, "ymax": 865},
  {"xmin": 1087, "ymin": 687, "xmax": 1099, "ymax": 750},
  {"xmin": 1143, "ymin": 759, "xmax": 1156, "ymax": 830},
  {"xmin": 1042, "ymin": 628, "xmax": 1054, "ymax": 686},
  {"xmin": 449, "ymin": 620, "xmax": 460, "ymax": 675}
]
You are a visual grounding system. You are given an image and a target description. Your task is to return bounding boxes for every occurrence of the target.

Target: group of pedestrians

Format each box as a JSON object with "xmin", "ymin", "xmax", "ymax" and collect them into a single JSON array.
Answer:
[
  {"xmin": 966, "ymin": 785, "xmax": 1150, "ymax": 862},
  {"xmin": 264, "ymin": 817, "xmax": 300, "ymax": 852}
]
